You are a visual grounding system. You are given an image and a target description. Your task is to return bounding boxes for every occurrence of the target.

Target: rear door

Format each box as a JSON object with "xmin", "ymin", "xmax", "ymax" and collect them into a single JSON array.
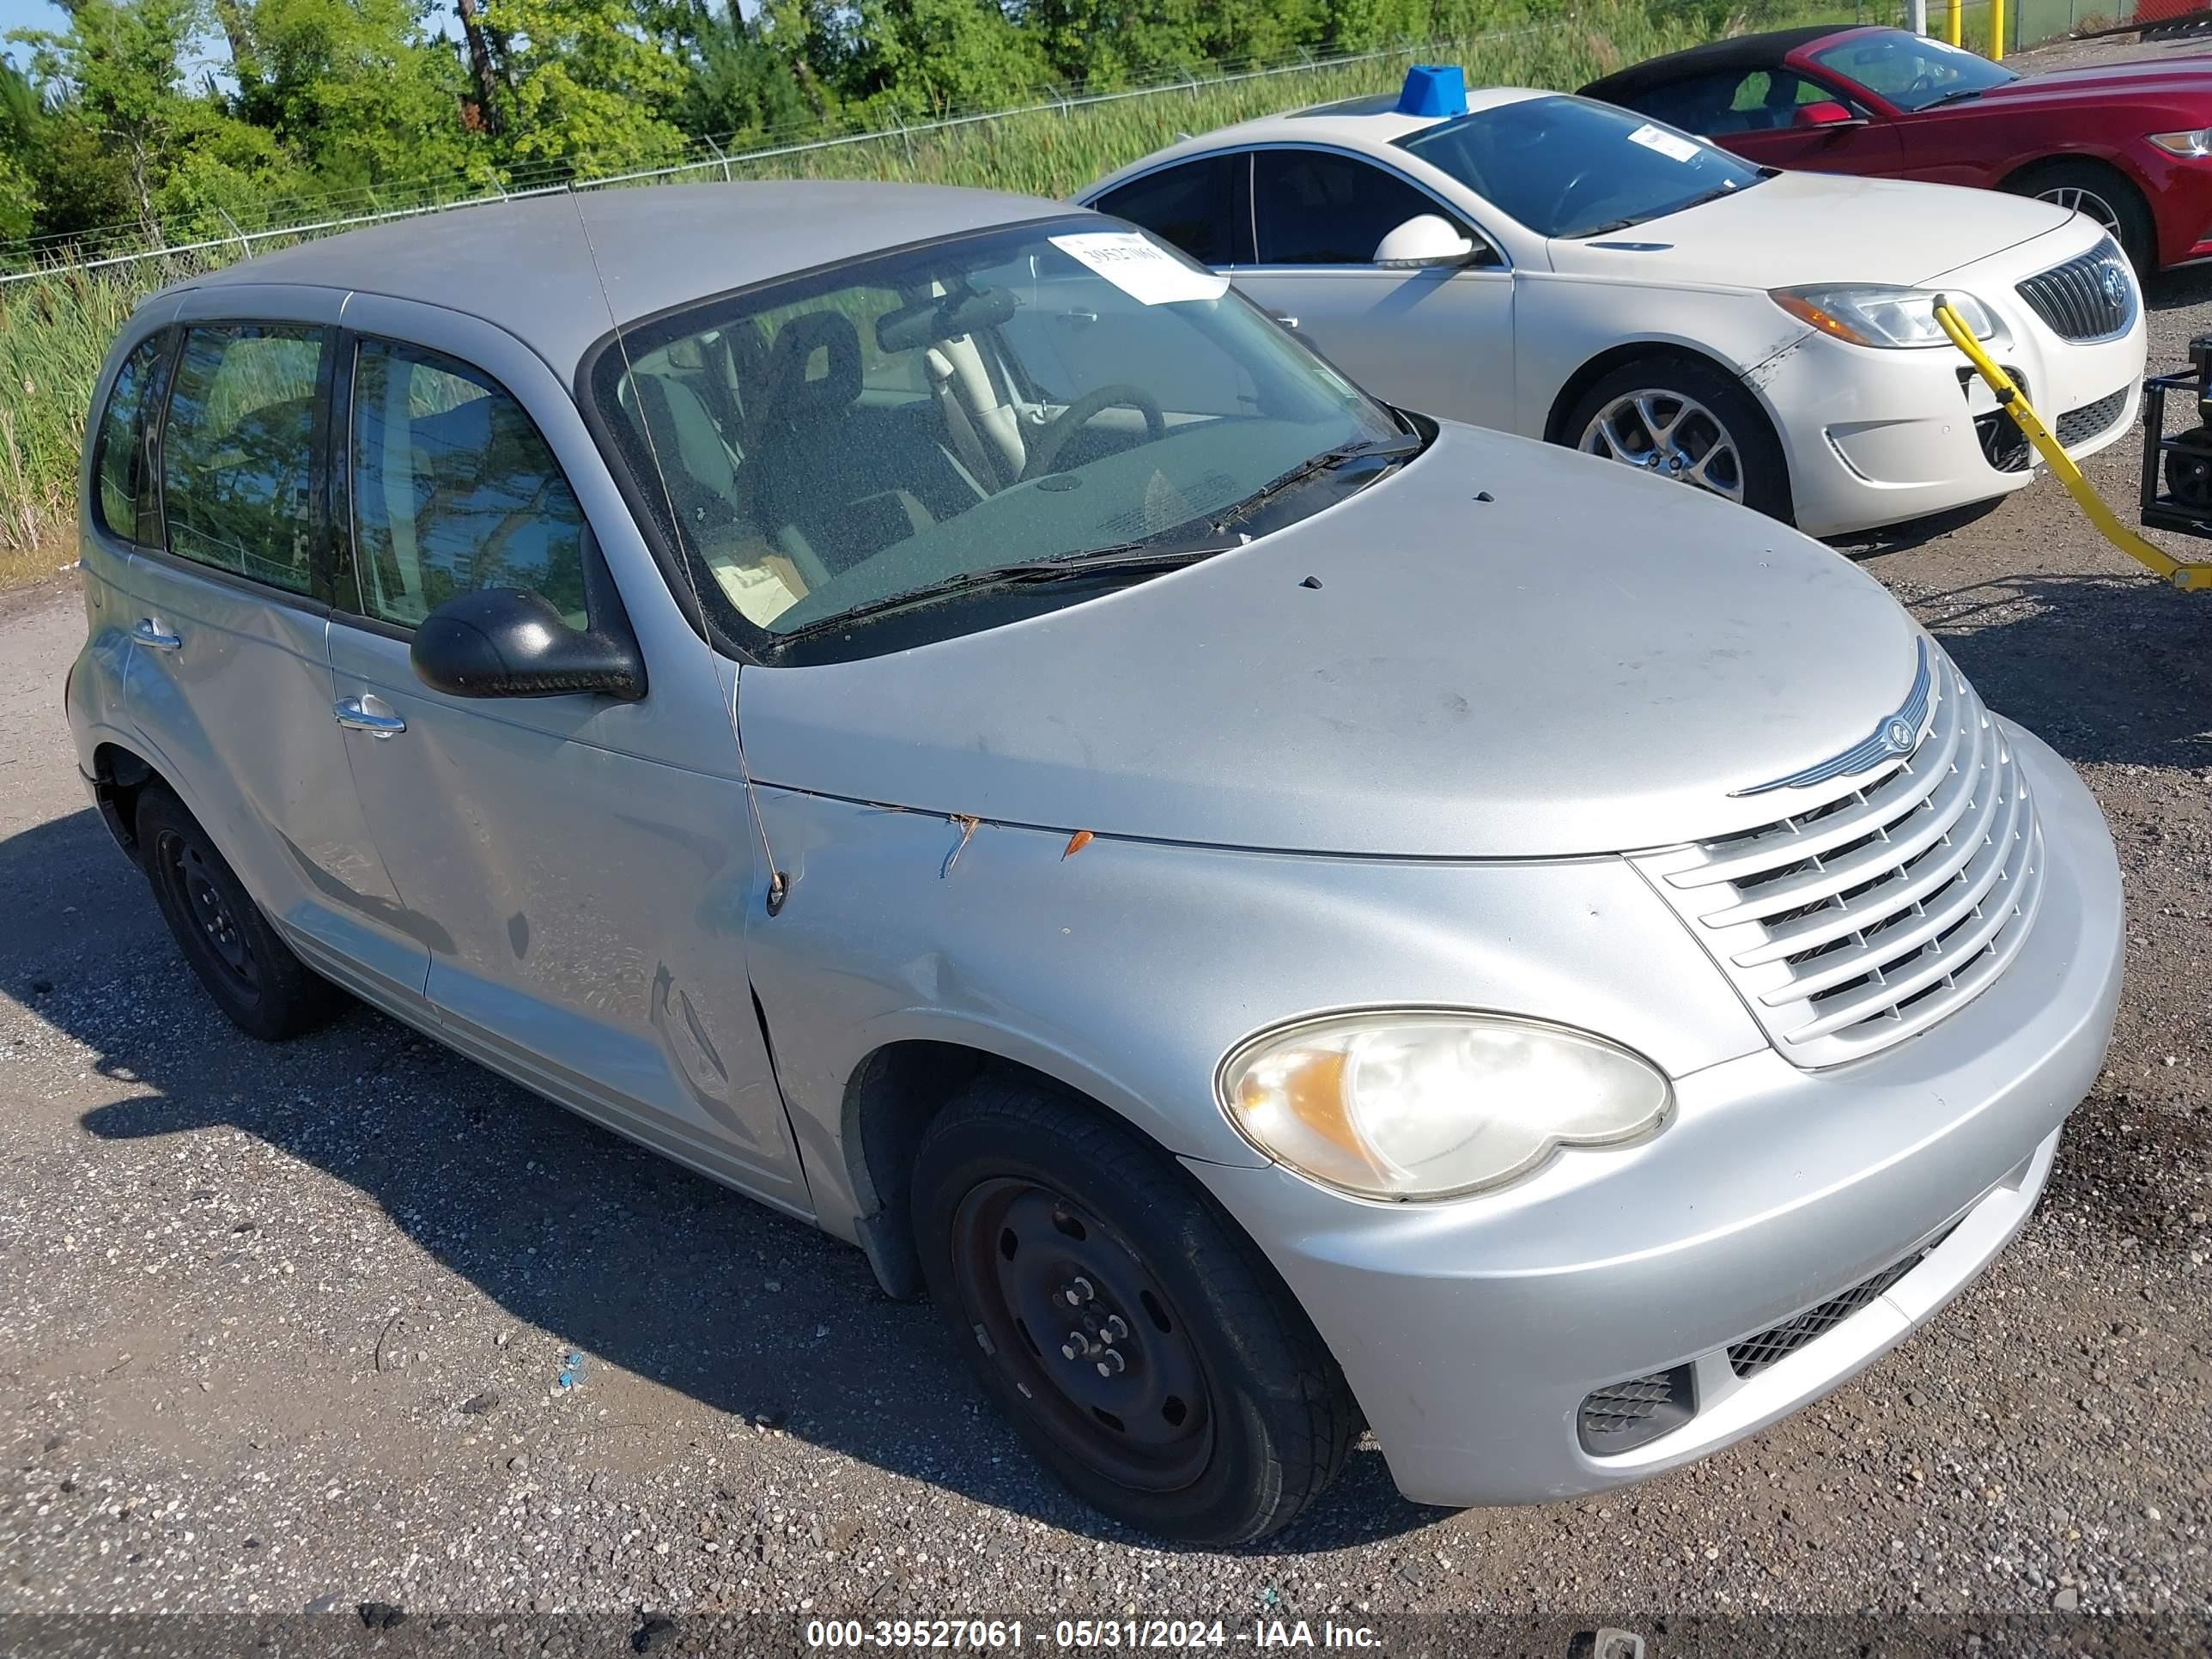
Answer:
[
  {"xmin": 321, "ymin": 295, "xmax": 806, "ymax": 1212},
  {"xmin": 117, "ymin": 286, "xmax": 429, "ymax": 1012},
  {"xmin": 1232, "ymin": 147, "xmax": 1517, "ymax": 432}
]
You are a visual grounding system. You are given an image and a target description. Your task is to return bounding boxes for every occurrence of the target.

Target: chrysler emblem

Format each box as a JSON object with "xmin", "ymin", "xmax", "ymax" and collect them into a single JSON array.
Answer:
[{"xmin": 1731, "ymin": 640, "xmax": 1935, "ymax": 797}]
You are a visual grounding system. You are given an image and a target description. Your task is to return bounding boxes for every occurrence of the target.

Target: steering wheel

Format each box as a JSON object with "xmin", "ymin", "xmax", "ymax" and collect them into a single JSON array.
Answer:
[{"xmin": 1021, "ymin": 384, "xmax": 1167, "ymax": 482}]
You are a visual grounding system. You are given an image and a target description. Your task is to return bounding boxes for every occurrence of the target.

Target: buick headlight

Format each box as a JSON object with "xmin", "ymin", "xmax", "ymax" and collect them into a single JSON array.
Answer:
[
  {"xmin": 2148, "ymin": 128, "xmax": 2212, "ymax": 157},
  {"xmin": 1770, "ymin": 285, "xmax": 1999, "ymax": 349},
  {"xmin": 1217, "ymin": 1012, "xmax": 1672, "ymax": 1200}
]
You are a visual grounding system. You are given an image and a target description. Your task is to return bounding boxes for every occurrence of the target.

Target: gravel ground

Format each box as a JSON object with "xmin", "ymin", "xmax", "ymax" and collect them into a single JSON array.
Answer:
[{"xmin": 5, "ymin": 34, "xmax": 2212, "ymax": 1657}]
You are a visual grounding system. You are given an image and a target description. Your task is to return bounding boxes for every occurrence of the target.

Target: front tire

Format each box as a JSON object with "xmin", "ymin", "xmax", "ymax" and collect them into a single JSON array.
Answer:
[
  {"xmin": 911, "ymin": 1077, "xmax": 1357, "ymax": 1545},
  {"xmin": 1562, "ymin": 356, "xmax": 1794, "ymax": 526},
  {"xmin": 2006, "ymin": 159, "xmax": 2155, "ymax": 273},
  {"xmin": 137, "ymin": 784, "xmax": 343, "ymax": 1042}
]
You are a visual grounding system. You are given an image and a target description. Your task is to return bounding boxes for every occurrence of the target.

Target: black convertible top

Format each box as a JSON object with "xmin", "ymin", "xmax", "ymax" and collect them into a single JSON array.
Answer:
[{"xmin": 1579, "ymin": 24, "xmax": 1867, "ymax": 101}]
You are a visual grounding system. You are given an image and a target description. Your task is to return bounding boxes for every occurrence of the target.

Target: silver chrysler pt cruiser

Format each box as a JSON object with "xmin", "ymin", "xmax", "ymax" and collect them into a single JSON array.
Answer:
[{"xmin": 66, "ymin": 182, "xmax": 2122, "ymax": 1544}]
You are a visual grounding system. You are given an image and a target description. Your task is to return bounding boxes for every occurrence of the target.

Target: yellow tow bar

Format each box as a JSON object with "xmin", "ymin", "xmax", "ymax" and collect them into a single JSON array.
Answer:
[{"xmin": 1933, "ymin": 297, "xmax": 2212, "ymax": 591}]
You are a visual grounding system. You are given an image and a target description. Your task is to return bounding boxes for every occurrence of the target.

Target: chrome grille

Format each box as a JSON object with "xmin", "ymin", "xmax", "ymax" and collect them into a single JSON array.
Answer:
[
  {"xmin": 2014, "ymin": 239, "xmax": 2136, "ymax": 343},
  {"xmin": 1632, "ymin": 650, "xmax": 2045, "ymax": 1066},
  {"xmin": 2053, "ymin": 385, "xmax": 2130, "ymax": 449}
]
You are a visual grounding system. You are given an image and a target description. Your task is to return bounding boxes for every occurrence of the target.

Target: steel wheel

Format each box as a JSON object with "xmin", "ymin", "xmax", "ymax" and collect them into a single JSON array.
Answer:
[
  {"xmin": 154, "ymin": 828, "xmax": 262, "ymax": 1001},
  {"xmin": 2034, "ymin": 183, "xmax": 2124, "ymax": 242},
  {"xmin": 1579, "ymin": 387, "xmax": 1746, "ymax": 502},
  {"xmin": 948, "ymin": 1176, "xmax": 1215, "ymax": 1493}
]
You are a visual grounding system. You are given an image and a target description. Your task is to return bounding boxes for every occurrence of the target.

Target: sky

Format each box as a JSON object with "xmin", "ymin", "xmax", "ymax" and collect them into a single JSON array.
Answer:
[{"xmin": 0, "ymin": 0, "xmax": 63, "ymax": 66}]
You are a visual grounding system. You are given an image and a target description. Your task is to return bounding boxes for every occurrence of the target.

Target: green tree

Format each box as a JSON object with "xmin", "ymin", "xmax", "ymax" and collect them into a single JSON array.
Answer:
[
  {"xmin": 233, "ymin": 0, "xmax": 478, "ymax": 192},
  {"xmin": 10, "ymin": 0, "xmax": 205, "ymax": 240},
  {"xmin": 665, "ymin": 3, "xmax": 816, "ymax": 143},
  {"xmin": 841, "ymin": 0, "xmax": 1054, "ymax": 118},
  {"xmin": 0, "ymin": 62, "xmax": 44, "ymax": 240},
  {"xmin": 477, "ymin": 0, "xmax": 688, "ymax": 167}
]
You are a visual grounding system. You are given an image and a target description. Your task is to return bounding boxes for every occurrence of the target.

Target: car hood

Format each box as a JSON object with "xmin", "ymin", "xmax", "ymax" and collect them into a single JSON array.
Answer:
[
  {"xmin": 1958, "ymin": 55, "xmax": 2212, "ymax": 107},
  {"xmin": 738, "ymin": 424, "xmax": 1932, "ymax": 859},
  {"xmin": 1544, "ymin": 167, "xmax": 2072, "ymax": 289}
]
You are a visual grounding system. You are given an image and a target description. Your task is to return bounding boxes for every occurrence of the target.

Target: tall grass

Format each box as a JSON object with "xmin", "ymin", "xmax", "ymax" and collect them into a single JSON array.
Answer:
[{"xmin": 0, "ymin": 5, "xmax": 1850, "ymax": 562}]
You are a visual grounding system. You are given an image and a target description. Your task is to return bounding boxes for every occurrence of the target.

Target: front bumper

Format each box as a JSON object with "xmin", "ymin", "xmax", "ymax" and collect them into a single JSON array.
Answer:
[
  {"xmin": 1188, "ymin": 721, "xmax": 2122, "ymax": 1508},
  {"xmin": 1752, "ymin": 288, "xmax": 2146, "ymax": 538}
]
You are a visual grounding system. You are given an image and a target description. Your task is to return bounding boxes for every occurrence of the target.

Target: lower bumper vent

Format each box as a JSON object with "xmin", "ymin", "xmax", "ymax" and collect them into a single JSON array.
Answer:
[
  {"xmin": 1727, "ymin": 1226, "xmax": 1956, "ymax": 1380},
  {"xmin": 1578, "ymin": 1363, "xmax": 1694, "ymax": 1455},
  {"xmin": 2053, "ymin": 385, "xmax": 2130, "ymax": 449}
]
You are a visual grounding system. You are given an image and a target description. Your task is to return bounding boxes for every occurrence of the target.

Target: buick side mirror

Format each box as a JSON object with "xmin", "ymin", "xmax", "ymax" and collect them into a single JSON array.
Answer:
[
  {"xmin": 412, "ymin": 586, "xmax": 646, "ymax": 702},
  {"xmin": 1373, "ymin": 214, "xmax": 1480, "ymax": 270}
]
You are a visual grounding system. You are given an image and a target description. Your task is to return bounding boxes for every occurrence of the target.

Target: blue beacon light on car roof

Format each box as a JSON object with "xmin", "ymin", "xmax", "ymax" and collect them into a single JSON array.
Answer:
[{"xmin": 1396, "ymin": 64, "xmax": 1468, "ymax": 118}]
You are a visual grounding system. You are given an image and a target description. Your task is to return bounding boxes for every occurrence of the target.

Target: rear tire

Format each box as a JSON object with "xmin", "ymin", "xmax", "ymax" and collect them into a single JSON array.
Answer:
[
  {"xmin": 911, "ymin": 1077, "xmax": 1357, "ymax": 1545},
  {"xmin": 1561, "ymin": 355, "xmax": 1794, "ymax": 526},
  {"xmin": 137, "ymin": 784, "xmax": 343, "ymax": 1042},
  {"xmin": 2006, "ymin": 159, "xmax": 2154, "ymax": 273}
]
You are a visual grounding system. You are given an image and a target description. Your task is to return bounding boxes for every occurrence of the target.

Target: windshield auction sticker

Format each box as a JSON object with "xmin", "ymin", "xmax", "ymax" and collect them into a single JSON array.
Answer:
[
  {"xmin": 1050, "ymin": 232, "xmax": 1231, "ymax": 304},
  {"xmin": 1627, "ymin": 122, "xmax": 1703, "ymax": 163}
]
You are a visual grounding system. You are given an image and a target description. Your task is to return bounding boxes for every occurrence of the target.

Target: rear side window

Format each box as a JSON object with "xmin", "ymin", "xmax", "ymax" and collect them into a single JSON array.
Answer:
[
  {"xmin": 348, "ymin": 340, "xmax": 591, "ymax": 629},
  {"xmin": 91, "ymin": 333, "xmax": 168, "ymax": 544},
  {"xmin": 1252, "ymin": 150, "xmax": 1450, "ymax": 265},
  {"xmin": 1092, "ymin": 155, "xmax": 1249, "ymax": 267},
  {"xmin": 161, "ymin": 325, "xmax": 325, "ymax": 596}
]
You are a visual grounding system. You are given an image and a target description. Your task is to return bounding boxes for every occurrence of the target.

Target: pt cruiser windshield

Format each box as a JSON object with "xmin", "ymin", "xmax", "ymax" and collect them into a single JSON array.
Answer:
[{"xmin": 588, "ymin": 219, "xmax": 1407, "ymax": 649}]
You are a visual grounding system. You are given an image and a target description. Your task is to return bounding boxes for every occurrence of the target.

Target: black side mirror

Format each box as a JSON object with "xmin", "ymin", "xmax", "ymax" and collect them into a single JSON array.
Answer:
[{"xmin": 411, "ymin": 586, "xmax": 646, "ymax": 701}]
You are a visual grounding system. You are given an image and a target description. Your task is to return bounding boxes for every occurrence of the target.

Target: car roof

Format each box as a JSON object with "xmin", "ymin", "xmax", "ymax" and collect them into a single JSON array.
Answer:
[
  {"xmin": 162, "ymin": 181, "xmax": 1079, "ymax": 376},
  {"xmin": 1083, "ymin": 86, "xmax": 1550, "ymax": 194},
  {"xmin": 1580, "ymin": 25, "xmax": 1868, "ymax": 100}
]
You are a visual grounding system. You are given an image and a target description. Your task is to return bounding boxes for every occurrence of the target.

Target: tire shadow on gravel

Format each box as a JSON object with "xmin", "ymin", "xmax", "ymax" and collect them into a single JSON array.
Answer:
[{"xmin": 3, "ymin": 804, "xmax": 1441, "ymax": 1555}]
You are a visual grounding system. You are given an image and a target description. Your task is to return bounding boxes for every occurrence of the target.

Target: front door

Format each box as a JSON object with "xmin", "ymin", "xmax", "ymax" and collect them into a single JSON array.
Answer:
[
  {"xmin": 118, "ymin": 292, "xmax": 431, "ymax": 1012},
  {"xmin": 1228, "ymin": 148, "xmax": 1518, "ymax": 433},
  {"xmin": 321, "ymin": 300, "xmax": 806, "ymax": 1212}
]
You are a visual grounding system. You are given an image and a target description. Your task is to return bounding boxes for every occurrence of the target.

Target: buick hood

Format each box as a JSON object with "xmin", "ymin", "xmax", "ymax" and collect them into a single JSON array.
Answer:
[
  {"xmin": 1544, "ymin": 168, "xmax": 2072, "ymax": 289},
  {"xmin": 738, "ymin": 424, "xmax": 1930, "ymax": 859}
]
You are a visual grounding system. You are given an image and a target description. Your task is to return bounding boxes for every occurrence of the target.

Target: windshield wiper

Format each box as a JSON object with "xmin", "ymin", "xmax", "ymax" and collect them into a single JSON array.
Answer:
[
  {"xmin": 780, "ymin": 532, "xmax": 1244, "ymax": 638},
  {"xmin": 1569, "ymin": 177, "xmax": 1766, "ymax": 240},
  {"xmin": 1919, "ymin": 86, "xmax": 1987, "ymax": 109},
  {"xmin": 1212, "ymin": 434, "xmax": 1425, "ymax": 530}
]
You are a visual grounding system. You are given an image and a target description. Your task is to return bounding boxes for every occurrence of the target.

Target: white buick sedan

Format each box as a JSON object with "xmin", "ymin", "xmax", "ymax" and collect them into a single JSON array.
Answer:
[{"xmin": 1079, "ymin": 71, "xmax": 2147, "ymax": 536}]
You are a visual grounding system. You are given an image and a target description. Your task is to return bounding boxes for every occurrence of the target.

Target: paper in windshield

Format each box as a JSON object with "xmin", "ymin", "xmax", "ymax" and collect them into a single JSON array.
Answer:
[
  {"xmin": 1627, "ymin": 124, "xmax": 1702, "ymax": 164},
  {"xmin": 1050, "ymin": 232, "xmax": 1231, "ymax": 305}
]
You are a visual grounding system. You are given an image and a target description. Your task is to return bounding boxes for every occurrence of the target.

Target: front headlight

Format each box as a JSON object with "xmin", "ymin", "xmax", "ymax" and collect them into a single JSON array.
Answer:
[
  {"xmin": 2148, "ymin": 128, "xmax": 2212, "ymax": 157},
  {"xmin": 1216, "ymin": 1012, "xmax": 1672, "ymax": 1200},
  {"xmin": 1770, "ymin": 284, "xmax": 1999, "ymax": 349}
]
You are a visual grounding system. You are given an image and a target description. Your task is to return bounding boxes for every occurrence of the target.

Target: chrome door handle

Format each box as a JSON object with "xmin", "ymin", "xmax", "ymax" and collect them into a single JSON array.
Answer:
[
  {"xmin": 333, "ymin": 696, "xmax": 406, "ymax": 738},
  {"xmin": 132, "ymin": 618, "xmax": 182, "ymax": 651}
]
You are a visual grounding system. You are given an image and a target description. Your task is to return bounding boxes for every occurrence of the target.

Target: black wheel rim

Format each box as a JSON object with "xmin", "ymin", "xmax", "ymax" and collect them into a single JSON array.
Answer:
[
  {"xmin": 155, "ymin": 830, "xmax": 260, "ymax": 1000},
  {"xmin": 950, "ymin": 1178, "xmax": 1214, "ymax": 1493}
]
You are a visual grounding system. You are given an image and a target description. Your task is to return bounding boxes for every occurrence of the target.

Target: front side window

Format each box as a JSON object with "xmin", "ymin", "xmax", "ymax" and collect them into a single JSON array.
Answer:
[
  {"xmin": 1811, "ymin": 32, "xmax": 2015, "ymax": 112},
  {"xmin": 1252, "ymin": 150, "xmax": 1456, "ymax": 265},
  {"xmin": 161, "ymin": 325, "xmax": 324, "ymax": 596},
  {"xmin": 92, "ymin": 332, "xmax": 168, "ymax": 544},
  {"xmin": 1397, "ymin": 94, "xmax": 1765, "ymax": 239},
  {"xmin": 1093, "ymin": 156, "xmax": 1248, "ymax": 267},
  {"xmin": 1623, "ymin": 69, "xmax": 1846, "ymax": 137},
  {"xmin": 590, "ymin": 217, "xmax": 1406, "ymax": 648},
  {"xmin": 349, "ymin": 341, "xmax": 591, "ymax": 629}
]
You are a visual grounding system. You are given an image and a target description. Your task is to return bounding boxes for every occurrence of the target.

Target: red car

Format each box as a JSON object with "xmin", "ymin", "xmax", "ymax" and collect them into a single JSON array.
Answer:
[{"xmin": 1582, "ymin": 26, "xmax": 2212, "ymax": 271}]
